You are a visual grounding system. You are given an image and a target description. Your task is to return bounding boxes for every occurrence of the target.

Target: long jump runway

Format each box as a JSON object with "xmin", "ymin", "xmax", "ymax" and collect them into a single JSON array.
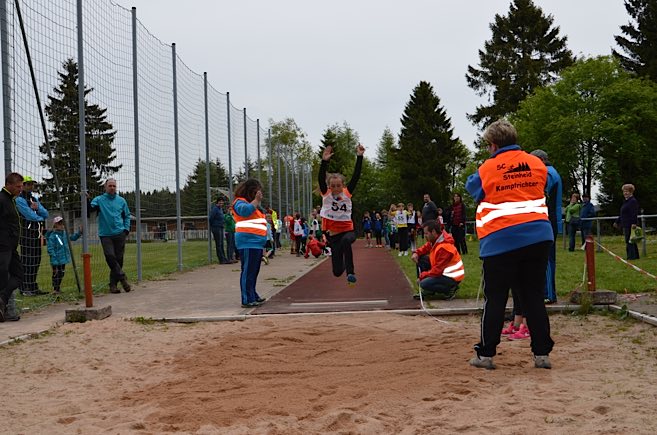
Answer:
[{"xmin": 254, "ymin": 240, "xmax": 418, "ymax": 314}]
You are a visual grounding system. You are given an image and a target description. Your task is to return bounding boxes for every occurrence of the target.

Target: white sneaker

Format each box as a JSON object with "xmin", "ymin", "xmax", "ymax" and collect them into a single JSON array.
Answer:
[
  {"xmin": 404, "ymin": 251, "xmax": 408, "ymax": 256},
  {"xmin": 398, "ymin": 252, "xmax": 403, "ymax": 257}
]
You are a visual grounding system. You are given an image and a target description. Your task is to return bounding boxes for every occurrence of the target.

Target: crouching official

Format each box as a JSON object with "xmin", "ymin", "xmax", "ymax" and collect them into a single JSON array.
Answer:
[{"xmin": 411, "ymin": 219, "xmax": 464, "ymax": 300}]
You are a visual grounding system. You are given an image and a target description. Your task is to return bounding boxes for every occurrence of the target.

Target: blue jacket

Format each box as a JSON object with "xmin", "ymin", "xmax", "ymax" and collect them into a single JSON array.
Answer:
[
  {"xmin": 209, "ymin": 204, "xmax": 225, "ymax": 229},
  {"xmin": 90, "ymin": 193, "xmax": 131, "ymax": 237},
  {"xmin": 16, "ymin": 193, "xmax": 48, "ymax": 223},
  {"xmin": 466, "ymin": 145, "xmax": 554, "ymax": 257},
  {"xmin": 545, "ymin": 164, "xmax": 563, "ymax": 236},
  {"xmin": 580, "ymin": 200, "xmax": 595, "ymax": 231},
  {"xmin": 233, "ymin": 199, "xmax": 266, "ymax": 249},
  {"xmin": 47, "ymin": 229, "xmax": 81, "ymax": 266},
  {"xmin": 617, "ymin": 196, "xmax": 639, "ymax": 229}
]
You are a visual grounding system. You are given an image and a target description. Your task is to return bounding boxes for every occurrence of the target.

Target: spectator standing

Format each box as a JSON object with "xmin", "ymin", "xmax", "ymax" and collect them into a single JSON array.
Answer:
[
  {"xmin": 530, "ymin": 149, "xmax": 563, "ymax": 304},
  {"xmin": 362, "ymin": 211, "xmax": 373, "ymax": 248},
  {"xmin": 447, "ymin": 193, "xmax": 468, "ymax": 255},
  {"xmin": 564, "ymin": 193, "xmax": 582, "ymax": 252},
  {"xmin": 614, "ymin": 183, "xmax": 640, "ymax": 260},
  {"xmin": 89, "ymin": 178, "xmax": 132, "ymax": 294},
  {"xmin": 15, "ymin": 175, "xmax": 49, "ymax": 296},
  {"xmin": 46, "ymin": 216, "xmax": 82, "ymax": 294},
  {"xmin": 209, "ymin": 198, "xmax": 230, "ymax": 264},
  {"xmin": 421, "ymin": 193, "xmax": 438, "ymax": 223},
  {"xmin": 0, "ymin": 173, "xmax": 25, "ymax": 322},
  {"xmin": 579, "ymin": 193, "xmax": 596, "ymax": 247},
  {"xmin": 407, "ymin": 203, "xmax": 417, "ymax": 251},
  {"xmin": 373, "ymin": 212, "xmax": 383, "ymax": 247},
  {"xmin": 394, "ymin": 203, "xmax": 410, "ymax": 256},
  {"xmin": 225, "ymin": 206, "xmax": 238, "ymax": 263},
  {"xmin": 466, "ymin": 119, "xmax": 554, "ymax": 370}
]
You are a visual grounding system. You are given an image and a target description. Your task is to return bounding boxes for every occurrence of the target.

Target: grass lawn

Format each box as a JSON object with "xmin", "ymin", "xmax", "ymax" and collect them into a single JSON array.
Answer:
[
  {"xmin": 393, "ymin": 235, "xmax": 657, "ymax": 300},
  {"xmin": 15, "ymin": 238, "xmax": 294, "ymax": 313}
]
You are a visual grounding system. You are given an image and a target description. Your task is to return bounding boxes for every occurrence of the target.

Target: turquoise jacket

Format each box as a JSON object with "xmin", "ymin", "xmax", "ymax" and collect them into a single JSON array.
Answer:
[
  {"xmin": 90, "ymin": 193, "xmax": 131, "ymax": 237},
  {"xmin": 46, "ymin": 229, "xmax": 81, "ymax": 266}
]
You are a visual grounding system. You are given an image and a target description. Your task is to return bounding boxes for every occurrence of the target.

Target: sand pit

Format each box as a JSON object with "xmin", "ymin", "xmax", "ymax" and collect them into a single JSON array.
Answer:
[{"xmin": 4, "ymin": 312, "xmax": 657, "ymax": 434}]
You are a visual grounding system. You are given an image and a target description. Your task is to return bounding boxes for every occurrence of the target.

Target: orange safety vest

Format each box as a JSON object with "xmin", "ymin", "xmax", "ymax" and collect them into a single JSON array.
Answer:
[
  {"xmin": 431, "ymin": 241, "xmax": 465, "ymax": 281},
  {"xmin": 232, "ymin": 197, "xmax": 267, "ymax": 237},
  {"xmin": 475, "ymin": 150, "xmax": 549, "ymax": 239}
]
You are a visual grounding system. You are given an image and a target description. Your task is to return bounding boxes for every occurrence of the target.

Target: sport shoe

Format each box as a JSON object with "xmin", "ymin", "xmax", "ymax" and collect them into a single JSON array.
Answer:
[
  {"xmin": 347, "ymin": 274, "xmax": 357, "ymax": 284},
  {"xmin": 262, "ymin": 256, "xmax": 269, "ymax": 265},
  {"xmin": 534, "ymin": 355, "xmax": 552, "ymax": 369},
  {"xmin": 469, "ymin": 354, "xmax": 496, "ymax": 370},
  {"xmin": 508, "ymin": 324, "xmax": 530, "ymax": 340},
  {"xmin": 398, "ymin": 252, "xmax": 403, "ymax": 257},
  {"xmin": 120, "ymin": 278, "xmax": 131, "ymax": 292},
  {"xmin": 109, "ymin": 284, "xmax": 120, "ymax": 294},
  {"xmin": 501, "ymin": 322, "xmax": 519, "ymax": 336}
]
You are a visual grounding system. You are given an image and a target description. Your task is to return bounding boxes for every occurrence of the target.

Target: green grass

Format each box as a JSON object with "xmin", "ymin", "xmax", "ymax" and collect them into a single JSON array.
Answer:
[
  {"xmin": 394, "ymin": 235, "xmax": 657, "ymax": 299},
  {"xmin": 16, "ymin": 238, "xmax": 293, "ymax": 314}
]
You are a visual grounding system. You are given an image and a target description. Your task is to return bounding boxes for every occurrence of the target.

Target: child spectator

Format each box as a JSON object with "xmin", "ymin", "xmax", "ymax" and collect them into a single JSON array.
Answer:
[
  {"xmin": 46, "ymin": 216, "xmax": 82, "ymax": 295},
  {"xmin": 373, "ymin": 212, "xmax": 383, "ymax": 247},
  {"xmin": 362, "ymin": 211, "xmax": 373, "ymax": 248},
  {"xmin": 304, "ymin": 234, "xmax": 327, "ymax": 258}
]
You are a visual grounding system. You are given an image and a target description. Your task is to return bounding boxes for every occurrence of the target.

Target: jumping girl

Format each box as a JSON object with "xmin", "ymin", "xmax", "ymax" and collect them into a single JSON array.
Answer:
[{"xmin": 319, "ymin": 143, "xmax": 364, "ymax": 283}]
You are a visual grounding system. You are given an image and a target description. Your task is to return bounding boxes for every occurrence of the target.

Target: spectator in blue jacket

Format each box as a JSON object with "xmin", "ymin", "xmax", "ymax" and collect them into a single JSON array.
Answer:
[
  {"xmin": 89, "ymin": 178, "xmax": 132, "ymax": 294},
  {"xmin": 579, "ymin": 193, "xmax": 596, "ymax": 247},
  {"xmin": 46, "ymin": 216, "xmax": 81, "ymax": 294},
  {"xmin": 209, "ymin": 198, "xmax": 230, "ymax": 264},
  {"xmin": 614, "ymin": 183, "xmax": 640, "ymax": 260},
  {"xmin": 16, "ymin": 176, "xmax": 49, "ymax": 296}
]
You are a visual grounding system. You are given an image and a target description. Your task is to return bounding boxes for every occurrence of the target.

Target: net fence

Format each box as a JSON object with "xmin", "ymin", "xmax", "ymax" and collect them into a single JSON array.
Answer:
[{"xmin": 1, "ymin": 0, "xmax": 313, "ymax": 311}]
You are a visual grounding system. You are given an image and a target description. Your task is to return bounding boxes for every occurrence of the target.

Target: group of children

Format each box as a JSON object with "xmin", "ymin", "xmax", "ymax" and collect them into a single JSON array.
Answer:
[{"xmin": 361, "ymin": 203, "xmax": 444, "ymax": 254}]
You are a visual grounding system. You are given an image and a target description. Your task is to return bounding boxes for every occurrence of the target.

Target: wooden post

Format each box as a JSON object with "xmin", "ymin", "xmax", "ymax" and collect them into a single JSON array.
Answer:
[
  {"xmin": 83, "ymin": 253, "xmax": 93, "ymax": 307},
  {"xmin": 585, "ymin": 235, "xmax": 596, "ymax": 291}
]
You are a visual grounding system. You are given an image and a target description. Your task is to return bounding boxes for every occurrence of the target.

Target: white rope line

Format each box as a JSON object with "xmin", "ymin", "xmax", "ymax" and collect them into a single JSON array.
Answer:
[{"xmin": 595, "ymin": 241, "xmax": 657, "ymax": 281}]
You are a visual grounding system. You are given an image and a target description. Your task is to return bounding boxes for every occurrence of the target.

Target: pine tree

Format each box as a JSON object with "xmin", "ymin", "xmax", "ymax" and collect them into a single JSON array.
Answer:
[
  {"xmin": 40, "ymin": 58, "xmax": 121, "ymax": 211},
  {"xmin": 613, "ymin": 0, "xmax": 657, "ymax": 81},
  {"xmin": 319, "ymin": 122, "xmax": 358, "ymax": 176},
  {"xmin": 466, "ymin": 0, "xmax": 573, "ymax": 129},
  {"xmin": 181, "ymin": 158, "xmax": 230, "ymax": 215},
  {"xmin": 397, "ymin": 81, "xmax": 461, "ymax": 208}
]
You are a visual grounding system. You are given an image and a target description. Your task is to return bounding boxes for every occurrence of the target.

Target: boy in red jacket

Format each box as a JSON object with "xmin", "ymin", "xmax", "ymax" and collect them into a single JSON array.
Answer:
[
  {"xmin": 411, "ymin": 219, "xmax": 464, "ymax": 299},
  {"xmin": 304, "ymin": 235, "xmax": 326, "ymax": 259}
]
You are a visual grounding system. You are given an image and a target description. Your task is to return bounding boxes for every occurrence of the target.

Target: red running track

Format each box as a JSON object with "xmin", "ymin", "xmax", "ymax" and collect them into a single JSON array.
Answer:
[{"xmin": 254, "ymin": 239, "xmax": 418, "ymax": 314}]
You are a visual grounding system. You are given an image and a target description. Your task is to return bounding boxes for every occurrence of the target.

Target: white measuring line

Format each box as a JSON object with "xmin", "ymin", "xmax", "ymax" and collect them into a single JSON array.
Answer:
[{"xmin": 290, "ymin": 300, "xmax": 388, "ymax": 306}]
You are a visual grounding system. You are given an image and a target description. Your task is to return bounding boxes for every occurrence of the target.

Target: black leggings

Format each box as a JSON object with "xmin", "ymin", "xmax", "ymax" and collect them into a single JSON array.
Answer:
[
  {"xmin": 397, "ymin": 227, "xmax": 409, "ymax": 251},
  {"xmin": 374, "ymin": 230, "xmax": 382, "ymax": 246},
  {"xmin": 328, "ymin": 231, "xmax": 356, "ymax": 277},
  {"xmin": 52, "ymin": 264, "xmax": 66, "ymax": 291}
]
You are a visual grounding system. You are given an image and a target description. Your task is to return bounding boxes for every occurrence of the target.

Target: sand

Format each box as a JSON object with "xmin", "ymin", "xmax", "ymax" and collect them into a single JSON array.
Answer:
[{"xmin": 4, "ymin": 312, "xmax": 657, "ymax": 434}]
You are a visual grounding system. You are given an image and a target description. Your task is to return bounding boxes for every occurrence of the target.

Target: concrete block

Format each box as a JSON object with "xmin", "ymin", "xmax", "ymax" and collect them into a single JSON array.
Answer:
[
  {"xmin": 65, "ymin": 305, "xmax": 112, "ymax": 323},
  {"xmin": 570, "ymin": 290, "xmax": 618, "ymax": 305}
]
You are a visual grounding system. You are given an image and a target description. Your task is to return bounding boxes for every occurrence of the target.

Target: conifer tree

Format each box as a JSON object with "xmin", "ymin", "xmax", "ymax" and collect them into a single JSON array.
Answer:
[
  {"xmin": 397, "ymin": 81, "xmax": 461, "ymax": 208},
  {"xmin": 613, "ymin": 0, "xmax": 657, "ymax": 81},
  {"xmin": 466, "ymin": 0, "xmax": 573, "ymax": 129},
  {"xmin": 40, "ymin": 58, "xmax": 121, "ymax": 210}
]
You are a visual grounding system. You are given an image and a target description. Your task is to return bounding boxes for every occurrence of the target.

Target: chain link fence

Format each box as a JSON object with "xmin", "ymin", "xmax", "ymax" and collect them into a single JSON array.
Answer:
[{"xmin": 1, "ymin": 0, "xmax": 313, "ymax": 311}]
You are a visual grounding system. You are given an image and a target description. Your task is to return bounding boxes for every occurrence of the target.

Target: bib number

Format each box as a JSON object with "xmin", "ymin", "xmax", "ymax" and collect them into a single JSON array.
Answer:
[{"xmin": 331, "ymin": 202, "xmax": 348, "ymax": 212}]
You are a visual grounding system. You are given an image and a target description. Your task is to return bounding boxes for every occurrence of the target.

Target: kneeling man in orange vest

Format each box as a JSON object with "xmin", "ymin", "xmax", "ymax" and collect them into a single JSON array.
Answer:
[{"xmin": 411, "ymin": 219, "xmax": 464, "ymax": 300}]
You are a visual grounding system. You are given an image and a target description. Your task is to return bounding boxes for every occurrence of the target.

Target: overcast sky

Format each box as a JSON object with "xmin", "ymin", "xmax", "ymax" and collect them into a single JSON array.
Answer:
[{"xmin": 110, "ymin": 0, "xmax": 628, "ymax": 158}]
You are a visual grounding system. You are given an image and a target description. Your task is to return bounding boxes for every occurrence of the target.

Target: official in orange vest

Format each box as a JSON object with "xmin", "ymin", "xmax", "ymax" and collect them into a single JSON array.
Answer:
[
  {"xmin": 411, "ymin": 219, "xmax": 464, "ymax": 300},
  {"xmin": 232, "ymin": 179, "xmax": 267, "ymax": 309},
  {"xmin": 465, "ymin": 119, "xmax": 554, "ymax": 370}
]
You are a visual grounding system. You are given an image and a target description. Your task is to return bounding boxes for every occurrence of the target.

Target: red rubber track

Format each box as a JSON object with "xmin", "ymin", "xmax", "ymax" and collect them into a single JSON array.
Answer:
[{"xmin": 253, "ymin": 240, "xmax": 418, "ymax": 314}]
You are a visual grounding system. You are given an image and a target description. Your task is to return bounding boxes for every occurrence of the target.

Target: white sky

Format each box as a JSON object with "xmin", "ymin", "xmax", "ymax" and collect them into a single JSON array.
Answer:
[{"xmin": 111, "ymin": 0, "xmax": 629, "ymax": 157}]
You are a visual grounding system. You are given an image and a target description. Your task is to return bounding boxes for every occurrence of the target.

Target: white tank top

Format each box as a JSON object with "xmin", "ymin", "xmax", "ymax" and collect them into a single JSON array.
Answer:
[{"xmin": 320, "ymin": 188, "xmax": 352, "ymax": 222}]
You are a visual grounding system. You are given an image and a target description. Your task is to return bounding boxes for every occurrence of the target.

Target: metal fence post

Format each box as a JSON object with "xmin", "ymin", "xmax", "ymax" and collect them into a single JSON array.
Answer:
[
  {"xmin": 290, "ymin": 150, "xmax": 295, "ymax": 214},
  {"xmin": 226, "ymin": 92, "xmax": 233, "ymax": 199},
  {"xmin": 204, "ymin": 72, "xmax": 211, "ymax": 263},
  {"xmin": 285, "ymin": 151, "xmax": 289, "ymax": 215},
  {"xmin": 172, "ymin": 43, "xmax": 182, "ymax": 271},
  {"xmin": 256, "ymin": 118, "xmax": 261, "ymax": 184},
  {"xmin": 1, "ymin": 0, "xmax": 11, "ymax": 175},
  {"xmin": 268, "ymin": 128, "xmax": 272, "ymax": 208},
  {"xmin": 596, "ymin": 218, "xmax": 602, "ymax": 253},
  {"xmin": 277, "ymin": 142, "xmax": 282, "ymax": 217},
  {"xmin": 131, "ymin": 7, "xmax": 142, "ymax": 281},
  {"xmin": 243, "ymin": 107, "xmax": 248, "ymax": 178},
  {"xmin": 641, "ymin": 215, "xmax": 647, "ymax": 257}
]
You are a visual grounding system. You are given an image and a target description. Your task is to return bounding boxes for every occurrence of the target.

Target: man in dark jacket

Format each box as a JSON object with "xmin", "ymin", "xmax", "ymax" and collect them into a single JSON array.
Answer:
[
  {"xmin": 0, "ymin": 173, "xmax": 25, "ymax": 322},
  {"xmin": 209, "ymin": 198, "xmax": 229, "ymax": 264}
]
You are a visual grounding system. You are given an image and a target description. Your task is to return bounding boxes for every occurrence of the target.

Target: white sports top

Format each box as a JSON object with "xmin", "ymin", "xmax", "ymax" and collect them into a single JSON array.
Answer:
[{"xmin": 320, "ymin": 188, "xmax": 353, "ymax": 222}]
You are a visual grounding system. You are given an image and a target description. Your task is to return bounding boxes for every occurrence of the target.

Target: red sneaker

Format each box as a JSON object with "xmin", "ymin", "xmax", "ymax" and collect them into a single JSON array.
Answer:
[
  {"xmin": 501, "ymin": 322, "xmax": 519, "ymax": 336},
  {"xmin": 508, "ymin": 324, "xmax": 530, "ymax": 340}
]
